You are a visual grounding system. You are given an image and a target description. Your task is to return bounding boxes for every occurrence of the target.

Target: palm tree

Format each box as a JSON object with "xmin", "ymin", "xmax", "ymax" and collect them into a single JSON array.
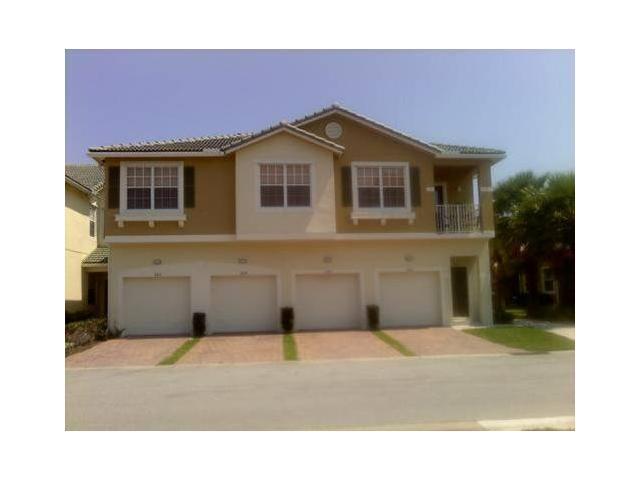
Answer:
[{"xmin": 492, "ymin": 171, "xmax": 574, "ymax": 316}]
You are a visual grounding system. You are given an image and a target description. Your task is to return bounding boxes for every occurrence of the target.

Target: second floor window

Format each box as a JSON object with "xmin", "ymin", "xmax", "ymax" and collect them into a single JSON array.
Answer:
[
  {"xmin": 260, "ymin": 163, "xmax": 311, "ymax": 208},
  {"xmin": 356, "ymin": 165, "xmax": 407, "ymax": 209},
  {"xmin": 126, "ymin": 165, "xmax": 178, "ymax": 210}
]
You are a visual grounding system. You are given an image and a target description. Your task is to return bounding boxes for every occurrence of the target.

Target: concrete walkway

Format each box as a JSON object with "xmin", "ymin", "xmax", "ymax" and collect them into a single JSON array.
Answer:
[{"xmin": 514, "ymin": 319, "xmax": 575, "ymax": 340}]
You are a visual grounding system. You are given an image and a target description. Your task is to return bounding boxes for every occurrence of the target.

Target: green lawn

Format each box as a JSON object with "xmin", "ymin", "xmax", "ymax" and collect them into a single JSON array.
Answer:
[
  {"xmin": 283, "ymin": 333, "xmax": 298, "ymax": 361},
  {"xmin": 373, "ymin": 330, "xmax": 416, "ymax": 357},
  {"xmin": 157, "ymin": 338, "xmax": 200, "ymax": 365},
  {"xmin": 464, "ymin": 327, "xmax": 574, "ymax": 352}
]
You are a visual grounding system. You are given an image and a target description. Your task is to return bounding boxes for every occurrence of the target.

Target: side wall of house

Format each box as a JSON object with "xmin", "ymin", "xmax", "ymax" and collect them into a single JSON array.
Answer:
[{"xmin": 65, "ymin": 184, "xmax": 97, "ymax": 312}]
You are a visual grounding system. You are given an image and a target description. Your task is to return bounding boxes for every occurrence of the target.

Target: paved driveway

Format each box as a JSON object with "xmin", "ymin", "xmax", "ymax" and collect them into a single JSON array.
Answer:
[
  {"xmin": 385, "ymin": 327, "xmax": 521, "ymax": 356},
  {"xmin": 179, "ymin": 334, "xmax": 283, "ymax": 364},
  {"xmin": 65, "ymin": 337, "xmax": 187, "ymax": 368},
  {"xmin": 295, "ymin": 330, "xmax": 400, "ymax": 360},
  {"xmin": 66, "ymin": 327, "xmax": 520, "ymax": 369}
]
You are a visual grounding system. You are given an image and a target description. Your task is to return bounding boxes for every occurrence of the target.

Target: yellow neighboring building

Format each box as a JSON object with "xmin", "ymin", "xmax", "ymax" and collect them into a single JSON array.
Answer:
[{"xmin": 65, "ymin": 165, "xmax": 108, "ymax": 315}]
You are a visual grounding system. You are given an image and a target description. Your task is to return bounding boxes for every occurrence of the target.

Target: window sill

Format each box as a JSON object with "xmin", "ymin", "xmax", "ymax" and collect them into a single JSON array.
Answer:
[
  {"xmin": 115, "ymin": 213, "xmax": 186, "ymax": 228},
  {"xmin": 350, "ymin": 209, "xmax": 415, "ymax": 225},
  {"xmin": 257, "ymin": 206, "xmax": 313, "ymax": 213}
]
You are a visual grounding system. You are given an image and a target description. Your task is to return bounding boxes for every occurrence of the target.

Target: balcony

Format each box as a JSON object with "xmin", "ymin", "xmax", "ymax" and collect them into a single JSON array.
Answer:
[{"xmin": 435, "ymin": 204, "xmax": 480, "ymax": 233}]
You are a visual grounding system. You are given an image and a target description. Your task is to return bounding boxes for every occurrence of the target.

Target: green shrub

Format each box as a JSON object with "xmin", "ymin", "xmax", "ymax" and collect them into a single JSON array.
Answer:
[
  {"xmin": 65, "ymin": 318, "xmax": 108, "ymax": 349},
  {"xmin": 493, "ymin": 308, "xmax": 515, "ymax": 325},
  {"xmin": 281, "ymin": 307, "xmax": 294, "ymax": 332},
  {"xmin": 367, "ymin": 305, "xmax": 380, "ymax": 330},
  {"xmin": 192, "ymin": 312, "xmax": 206, "ymax": 337}
]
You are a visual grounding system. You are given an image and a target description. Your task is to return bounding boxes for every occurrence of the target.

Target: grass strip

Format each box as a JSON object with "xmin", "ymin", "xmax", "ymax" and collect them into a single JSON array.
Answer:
[
  {"xmin": 373, "ymin": 330, "xmax": 416, "ymax": 357},
  {"xmin": 463, "ymin": 327, "xmax": 574, "ymax": 352},
  {"xmin": 283, "ymin": 333, "xmax": 298, "ymax": 361},
  {"xmin": 157, "ymin": 337, "xmax": 201, "ymax": 366}
]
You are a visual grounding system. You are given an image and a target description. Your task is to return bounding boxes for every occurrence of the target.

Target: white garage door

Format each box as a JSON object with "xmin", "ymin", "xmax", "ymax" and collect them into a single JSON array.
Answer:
[
  {"xmin": 379, "ymin": 272, "xmax": 442, "ymax": 328},
  {"xmin": 209, "ymin": 275, "xmax": 278, "ymax": 333},
  {"xmin": 122, "ymin": 277, "xmax": 190, "ymax": 336},
  {"xmin": 295, "ymin": 274, "xmax": 361, "ymax": 330}
]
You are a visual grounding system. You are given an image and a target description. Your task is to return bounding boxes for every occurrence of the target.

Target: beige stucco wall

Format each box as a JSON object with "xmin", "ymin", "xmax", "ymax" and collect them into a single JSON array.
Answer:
[
  {"xmin": 65, "ymin": 183, "xmax": 96, "ymax": 311},
  {"xmin": 108, "ymin": 238, "xmax": 493, "ymax": 332},
  {"xmin": 235, "ymin": 132, "xmax": 337, "ymax": 235},
  {"xmin": 103, "ymin": 156, "xmax": 236, "ymax": 236},
  {"xmin": 301, "ymin": 114, "xmax": 439, "ymax": 233}
]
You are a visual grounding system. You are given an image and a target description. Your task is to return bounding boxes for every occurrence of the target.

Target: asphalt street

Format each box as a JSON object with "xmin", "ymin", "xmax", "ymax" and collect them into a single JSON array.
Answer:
[{"xmin": 66, "ymin": 352, "xmax": 574, "ymax": 430}]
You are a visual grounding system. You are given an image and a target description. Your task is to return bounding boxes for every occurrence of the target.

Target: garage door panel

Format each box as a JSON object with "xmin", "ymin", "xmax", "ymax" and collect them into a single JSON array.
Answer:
[
  {"xmin": 123, "ymin": 277, "xmax": 190, "ymax": 336},
  {"xmin": 295, "ymin": 274, "xmax": 361, "ymax": 330},
  {"xmin": 379, "ymin": 272, "xmax": 441, "ymax": 328},
  {"xmin": 209, "ymin": 276, "xmax": 277, "ymax": 333}
]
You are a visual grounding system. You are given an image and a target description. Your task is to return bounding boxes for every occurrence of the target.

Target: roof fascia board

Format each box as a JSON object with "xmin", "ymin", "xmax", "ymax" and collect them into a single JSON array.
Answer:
[
  {"xmin": 86, "ymin": 150, "xmax": 225, "ymax": 160},
  {"xmin": 435, "ymin": 153, "xmax": 506, "ymax": 161},
  {"xmin": 224, "ymin": 126, "xmax": 345, "ymax": 154},
  {"xmin": 65, "ymin": 176, "xmax": 91, "ymax": 194}
]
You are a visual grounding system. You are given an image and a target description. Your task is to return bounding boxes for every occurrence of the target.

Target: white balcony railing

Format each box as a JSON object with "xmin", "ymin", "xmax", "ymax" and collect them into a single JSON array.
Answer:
[{"xmin": 435, "ymin": 204, "xmax": 481, "ymax": 233}]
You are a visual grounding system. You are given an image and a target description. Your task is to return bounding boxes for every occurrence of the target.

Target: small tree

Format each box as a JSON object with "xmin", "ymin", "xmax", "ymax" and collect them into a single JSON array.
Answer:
[{"xmin": 492, "ymin": 171, "xmax": 574, "ymax": 317}]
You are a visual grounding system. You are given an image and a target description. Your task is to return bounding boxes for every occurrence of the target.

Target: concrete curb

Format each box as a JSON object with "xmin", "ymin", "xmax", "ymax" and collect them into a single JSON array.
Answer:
[
  {"xmin": 478, "ymin": 416, "xmax": 575, "ymax": 431},
  {"xmin": 65, "ymin": 349, "xmax": 575, "ymax": 371}
]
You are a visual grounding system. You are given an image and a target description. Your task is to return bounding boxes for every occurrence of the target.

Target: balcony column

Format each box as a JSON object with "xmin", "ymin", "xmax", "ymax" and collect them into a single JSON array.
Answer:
[
  {"xmin": 423, "ymin": 162, "xmax": 436, "ymax": 231},
  {"xmin": 478, "ymin": 163, "xmax": 494, "ymax": 232}
]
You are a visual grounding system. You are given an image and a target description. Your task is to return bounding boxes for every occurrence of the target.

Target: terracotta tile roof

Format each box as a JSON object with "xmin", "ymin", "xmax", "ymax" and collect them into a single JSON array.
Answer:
[
  {"xmin": 65, "ymin": 165, "xmax": 104, "ymax": 192},
  {"xmin": 88, "ymin": 133, "xmax": 250, "ymax": 153},
  {"xmin": 82, "ymin": 246, "xmax": 110, "ymax": 265},
  {"xmin": 430, "ymin": 143, "xmax": 505, "ymax": 155},
  {"xmin": 87, "ymin": 105, "xmax": 504, "ymax": 157}
]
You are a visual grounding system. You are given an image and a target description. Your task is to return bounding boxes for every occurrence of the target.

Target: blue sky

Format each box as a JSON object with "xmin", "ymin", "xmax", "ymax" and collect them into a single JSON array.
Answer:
[{"xmin": 66, "ymin": 50, "xmax": 574, "ymax": 182}]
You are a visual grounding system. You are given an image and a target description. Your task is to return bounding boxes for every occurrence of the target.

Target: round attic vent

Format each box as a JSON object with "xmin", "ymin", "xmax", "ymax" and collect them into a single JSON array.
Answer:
[{"xmin": 325, "ymin": 121, "xmax": 343, "ymax": 139}]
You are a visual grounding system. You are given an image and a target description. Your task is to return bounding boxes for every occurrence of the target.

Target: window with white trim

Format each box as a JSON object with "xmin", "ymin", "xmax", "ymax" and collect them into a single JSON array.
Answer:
[
  {"xmin": 126, "ymin": 166, "xmax": 151, "ymax": 209},
  {"xmin": 355, "ymin": 165, "xmax": 408, "ymax": 209},
  {"xmin": 259, "ymin": 163, "xmax": 310, "ymax": 207},
  {"xmin": 124, "ymin": 164, "xmax": 180, "ymax": 212}
]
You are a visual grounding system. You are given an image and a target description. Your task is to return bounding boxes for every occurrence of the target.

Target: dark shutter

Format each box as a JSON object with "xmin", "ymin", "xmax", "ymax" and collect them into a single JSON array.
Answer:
[
  {"xmin": 184, "ymin": 166, "xmax": 195, "ymax": 208},
  {"xmin": 341, "ymin": 166, "xmax": 352, "ymax": 207},
  {"xmin": 410, "ymin": 166, "xmax": 421, "ymax": 207},
  {"xmin": 107, "ymin": 166, "xmax": 120, "ymax": 209}
]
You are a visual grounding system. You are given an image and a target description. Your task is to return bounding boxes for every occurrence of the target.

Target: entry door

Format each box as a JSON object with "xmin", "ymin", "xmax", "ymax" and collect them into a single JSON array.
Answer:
[
  {"xmin": 434, "ymin": 184, "xmax": 446, "ymax": 205},
  {"xmin": 451, "ymin": 267, "xmax": 469, "ymax": 317}
]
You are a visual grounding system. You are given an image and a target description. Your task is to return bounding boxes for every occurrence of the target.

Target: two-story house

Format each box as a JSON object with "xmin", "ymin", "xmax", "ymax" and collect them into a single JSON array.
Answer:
[
  {"xmin": 65, "ymin": 165, "xmax": 109, "ymax": 316},
  {"xmin": 87, "ymin": 105, "xmax": 505, "ymax": 336}
]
